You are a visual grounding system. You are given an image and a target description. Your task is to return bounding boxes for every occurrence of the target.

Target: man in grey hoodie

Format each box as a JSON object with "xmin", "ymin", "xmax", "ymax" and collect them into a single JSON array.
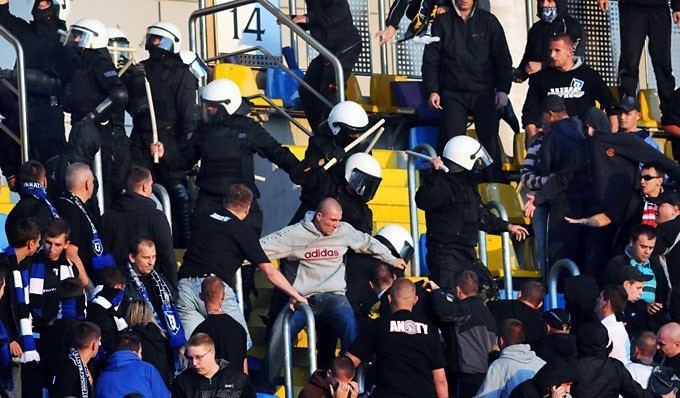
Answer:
[
  {"xmin": 475, "ymin": 319, "xmax": 546, "ymax": 398},
  {"xmin": 255, "ymin": 197, "xmax": 406, "ymax": 392}
]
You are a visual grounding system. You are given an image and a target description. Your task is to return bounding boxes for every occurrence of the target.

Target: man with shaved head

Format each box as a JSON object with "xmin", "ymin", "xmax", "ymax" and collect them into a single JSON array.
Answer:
[
  {"xmin": 255, "ymin": 197, "xmax": 407, "ymax": 392},
  {"xmin": 658, "ymin": 322, "xmax": 680, "ymax": 376},
  {"xmin": 627, "ymin": 331, "xmax": 659, "ymax": 388},
  {"xmin": 346, "ymin": 278, "xmax": 448, "ymax": 397}
]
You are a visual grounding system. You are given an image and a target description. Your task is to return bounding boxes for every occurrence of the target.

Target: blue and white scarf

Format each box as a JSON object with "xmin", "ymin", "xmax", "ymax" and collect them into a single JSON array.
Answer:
[
  {"xmin": 61, "ymin": 192, "xmax": 115, "ymax": 270},
  {"xmin": 20, "ymin": 181, "xmax": 59, "ymax": 219},
  {"xmin": 127, "ymin": 263, "xmax": 186, "ymax": 348},
  {"xmin": 68, "ymin": 348, "xmax": 90, "ymax": 398},
  {"xmin": 29, "ymin": 258, "xmax": 77, "ymax": 326},
  {"xmin": 4, "ymin": 246, "xmax": 40, "ymax": 363}
]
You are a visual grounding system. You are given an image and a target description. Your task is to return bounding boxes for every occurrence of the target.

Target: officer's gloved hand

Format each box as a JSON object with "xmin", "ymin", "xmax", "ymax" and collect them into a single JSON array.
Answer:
[
  {"xmin": 135, "ymin": 63, "xmax": 146, "ymax": 75},
  {"xmin": 327, "ymin": 147, "xmax": 346, "ymax": 163}
]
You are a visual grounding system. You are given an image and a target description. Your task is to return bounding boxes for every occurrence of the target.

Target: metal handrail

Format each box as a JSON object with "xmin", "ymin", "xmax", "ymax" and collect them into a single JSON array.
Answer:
[
  {"xmin": 377, "ymin": 0, "xmax": 388, "ymax": 74},
  {"xmin": 207, "ymin": 47, "xmax": 333, "ymax": 109},
  {"xmin": 245, "ymin": 94, "xmax": 312, "ymax": 136},
  {"xmin": 288, "ymin": 0, "xmax": 298, "ymax": 63},
  {"xmin": 478, "ymin": 230, "xmax": 488, "ymax": 266},
  {"xmin": 0, "ymin": 25, "xmax": 29, "ymax": 161},
  {"xmin": 406, "ymin": 143, "xmax": 438, "ymax": 277},
  {"xmin": 188, "ymin": 0, "xmax": 345, "ymax": 103},
  {"xmin": 548, "ymin": 259, "xmax": 580, "ymax": 309},
  {"xmin": 152, "ymin": 183, "xmax": 173, "ymax": 229},
  {"xmin": 198, "ymin": 0, "xmax": 209, "ymax": 62},
  {"xmin": 356, "ymin": 363, "xmax": 367, "ymax": 395},
  {"xmin": 283, "ymin": 302, "xmax": 317, "ymax": 398},
  {"xmin": 93, "ymin": 151, "xmax": 104, "ymax": 215},
  {"xmin": 486, "ymin": 200, "xmax": 513, "ymax": 299}
]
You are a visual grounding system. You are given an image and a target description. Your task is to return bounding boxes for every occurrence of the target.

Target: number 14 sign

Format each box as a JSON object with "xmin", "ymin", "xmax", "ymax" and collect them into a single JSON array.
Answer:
[{"xmin": 215, "ymin": 0, "xmax": 283, "ymax": 57}]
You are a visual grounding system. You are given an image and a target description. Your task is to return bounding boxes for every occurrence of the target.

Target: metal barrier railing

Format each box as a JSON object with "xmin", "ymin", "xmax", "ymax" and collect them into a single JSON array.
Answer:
[
  {"xmin": 486, "ymin": 200, "xmax": 513, "ymax": 299},
  {"xmin": 548, "ymin": 259, "xmax": 580, "ymax": 309},
  {"xmin": 406, "ymin": 143, "xmax": 439, "ymax": 277},
  {"xmin": 0, "ymin": 25, "xmax": 29, "ymax": 161},
  {"xmin": 189, "ymin": 0, "xmax": 345, "ymax": 103},
  {"xmin": 93, "ymin": 151, "xmax": 105, "ymax": 215},
  {"xmin": 356, "ymin": 363, "xmax": 367, "ymax": 395},
  {"xmin": 478, "ymin": 230, "xmax": 488, "ymax": 267},
  {"xmin": 152, "ymin": 183, "xmax": 173, "ymax": 229},
  {"xmin": 377, "ymin": 0, "xmax": 388, "ymax": 74},
  {"xmin": 283, "ymin": 303, "xmax": 317, "ymax": 398}
]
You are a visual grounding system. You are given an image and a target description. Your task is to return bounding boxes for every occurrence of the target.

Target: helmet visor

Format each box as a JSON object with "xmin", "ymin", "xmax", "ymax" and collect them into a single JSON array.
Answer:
[
  {"xmin": 332, "ymin": 121, "xmax": 368, "ymax": 136},
  {"xmin": 399, "ymin": 241, "xmax": 414, "ymax": 263},
  {"xmin": 145, "ymin": 34, "xmax": 175, "ymax": 52},
  {"xmin": 64, "ymin": 28, "xmax": 97, "ymax": 48},
  {"xmin": 347, "ymin": 169, "xmax": 382, "ymax": 201},
  {"xmin": 200, "ymin": 100, "xmax": 231, "ymax": 123},
  {"xmin": 187, "ymin": 56, "xmax": 209, "ymax": 79},
  {"xmin": 108, "ymin": 38, "xmax": 131, "ymax": 67},
  {"xmin": 471, "ymin": 144, "xmax": 493, "ymax": 171}
]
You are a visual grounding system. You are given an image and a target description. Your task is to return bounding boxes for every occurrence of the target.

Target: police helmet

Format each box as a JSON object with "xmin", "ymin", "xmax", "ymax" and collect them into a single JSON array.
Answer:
[
  {"xmin": 107, "ymin": 27, "xmax": 131, "ymax": 68},
  {"xmin": 375, "ymin": 224, "xmax": 414, "ymax": 263},
  {"xmin": 344, "ymin": 153, "xmax": 382, "ymax": 202},
  {"xmin": 179, "ymin": 51, "xmax": 209, "ymax": 80},
  {"xmin": 328, "ymin": 101, "xmax": 369, "ymax": 136},
  {"xmin": 200, "ymin": 79, "xmax": 243, "ymax": 123},
  {"xmin": 145, "ymin": 21, "xmax": 182, "ymax": 54},
  {"xmin": 64, "ymin": 18, "xmax": 109, "ymax": 50},
  {"xmin": 53, "ymin": 0, "xmax": 71, "ymax": 22},
  {"xmin": 442, "ymin": 135, "xmax": 493, "ymax": 173}
]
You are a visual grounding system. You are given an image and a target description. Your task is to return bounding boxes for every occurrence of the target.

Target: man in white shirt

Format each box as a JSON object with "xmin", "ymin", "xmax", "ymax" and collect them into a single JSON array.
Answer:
[
  {"xmin": 626, "ymin": 331, "xmax": 658, "ymax": 388},
  {"xmin": 595, "ymin": 284, "xmax": 631, "ymax": 365}
]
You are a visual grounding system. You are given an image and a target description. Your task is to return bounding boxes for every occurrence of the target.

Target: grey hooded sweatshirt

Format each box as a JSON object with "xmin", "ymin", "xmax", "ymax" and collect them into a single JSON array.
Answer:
[{"xmin": 260, "ymin": 211, "xmax": 396, "ymax": 297}]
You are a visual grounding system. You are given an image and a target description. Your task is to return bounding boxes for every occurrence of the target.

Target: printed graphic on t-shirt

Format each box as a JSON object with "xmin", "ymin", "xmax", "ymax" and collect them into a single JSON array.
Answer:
[
  {"xmin": 548, "ymin": 78, "xmax": 585, "ymax": 99},
  {"xmin": 389, "ymin": 319, "xmax": 429, "ymax": 335}
]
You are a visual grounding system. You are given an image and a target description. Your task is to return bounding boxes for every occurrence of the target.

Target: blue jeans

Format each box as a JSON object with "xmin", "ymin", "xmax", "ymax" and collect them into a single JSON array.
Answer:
[
  {"xmin": 176, "ymin": 277, "xmax": 252, "ymax": 349},
  {"xmin": 256, "ymin": 293, "xmax": 358, "ymax": 391}
]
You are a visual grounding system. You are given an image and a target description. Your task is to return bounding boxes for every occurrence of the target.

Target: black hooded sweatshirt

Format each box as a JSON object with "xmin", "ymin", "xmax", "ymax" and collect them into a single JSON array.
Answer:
[
  {"xmin": 509, "ymin": 359, "xmax": 577, "ymax": 398},
  {"xmin": 516, "ymin": 0, "xmax": 586, "ymax": 82},
  {"xmin": 571, "ymin": 322, "xmax": 643, "ymax": 398}
]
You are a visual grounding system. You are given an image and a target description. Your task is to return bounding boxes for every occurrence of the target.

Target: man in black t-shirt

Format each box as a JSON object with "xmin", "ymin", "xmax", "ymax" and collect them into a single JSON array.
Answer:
[
  {"xmin": 345, "ymin": 278, "xmax": 448, "ymax": 398},
  {"xmin": 176, "ymin": 184, "xmax": 306, "ymax": 340},
  {"xmin": 193, "ymin": 276, "xmax": 247, "ymax": 372}
]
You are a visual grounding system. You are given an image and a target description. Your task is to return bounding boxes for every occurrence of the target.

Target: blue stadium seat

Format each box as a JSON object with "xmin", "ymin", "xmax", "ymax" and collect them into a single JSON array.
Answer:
[
  {"xmin": 408, "ymin": 126, "xmax": 439, "ymax": 170},
  {"xmin": 265, "ymin": 67, "xmax": 305, "ymax": 108},
  {"xmin": 0, "ymin": 214, "xmax": 7, "ymax": 251},
  {"xmin": 392, "ymin": 81, "xmax": 441, "ymax": 122},
  {"xmin": 419, "ymin": 234, "xmax": 430, "ymax": 277}
]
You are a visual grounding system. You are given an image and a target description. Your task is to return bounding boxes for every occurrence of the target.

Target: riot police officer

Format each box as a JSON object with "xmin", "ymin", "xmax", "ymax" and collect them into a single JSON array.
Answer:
[
  {"xmin": 130, "ymin": 21, "xmax": 200, "ymax": 247},
  {"xmin": 0, "ymin": 0, "xmax": 70, "ymax": 168}
]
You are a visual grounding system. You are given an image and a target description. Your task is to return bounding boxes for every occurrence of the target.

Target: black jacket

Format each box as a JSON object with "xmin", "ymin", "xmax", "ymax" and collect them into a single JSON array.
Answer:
[
  {"xmin": 172, "ymin": 359, "xmax": 256, "ymax": 398},
  {"xmin": 533, "ymin": 131, "xmax": 680, "ymax": 213},
  {"xmin": 654, "ymin": 217, "xmax": 680, "ymax": 286},
  {"xmin": 510, "ymin": 359, "xmax": 577, "ymax": 398},
  {"xmin": 299, "ymin": 0, "xmax": 361, "ymax": 52},
  {"xmin": 620, "ymin": 0, "xmax": 680, "ymax": 10},
  {"xmin": 422, "ymin": 3, "xmax": 512, "ymax": 96},
  {"xmin": 522, "ymin": 61, "xmax": 616, "ymax": 128},
  {"xmin": 431, "ymin": 290, "xmax": 498, "ymax": 374},
  {"xmin": 530, "ymin": 333, "xmax": 577, "ymax": 362},
  {"xmin": 487, "ymin": 300, "xmax": 547, "ymax": 344},
  {"xmin": 5, "ymin": 195, "xmax": 53, "ymax": 242},
  {"xmin": 102, "ymin": 192, "xmax": 177, "ymax": 288},
  {"xmin": 516, "ymin": 0, "xmax": 585, "ymax": 82},
  {"xmin": 165, "ymin": 115, "xmax": 299, "ymax": 199},
  {"xmin": 129, "ymin": 323, "xmax": 174, "ymax": 388},
  {"xmin": 537, "ymin": 117, "xmax": 588, "ymax": 198},
  {"xmin": 416, "ymin": 169, "xmax": 509, "ymax": 247}
]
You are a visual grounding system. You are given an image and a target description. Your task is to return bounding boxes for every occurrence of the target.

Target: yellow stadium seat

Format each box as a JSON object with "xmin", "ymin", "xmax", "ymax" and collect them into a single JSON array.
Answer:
[
  {"xmin": 368, "ymin": 74, "xmax": 408, "ymax": 114},
  {"xmin": 345, "ymin": 73, "xmax": 367, "ymax": 108},
  {"xmin": 638, "ymin": 89, "xmax": 661, "ymax": 129},
  {"xmin": 212, "ymin": 63, "xmax": 283, "ymax": 107},
  {"xmin": 666, "ymin": 140, "xmax": 675, "ymax": 160},
  {"xmin": 478, "ymin": 183, "xmax": 529, "ymax": 226},
  {"xmin": 513, "ymin": 132, "xmax": 527, "ymax": 168},
  {"xmin": 608, "ymin": 86, "xmax": 620, "ymax": 101}
]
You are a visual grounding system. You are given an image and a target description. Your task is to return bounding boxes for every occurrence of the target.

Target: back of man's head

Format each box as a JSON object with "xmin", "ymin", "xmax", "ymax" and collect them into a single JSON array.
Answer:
[
  {"xmin": 454, "ymin": 270, "xmax": 478, "ymax": 297},
  {"xmin": 500, "ymin": 318, "xmax": 525, "ymax": 347},
  {"xmin": 125, "ymin": 166, "xmax": 152, "ymax": 193},
  {"xmin": 65, "ymin": 162, "xmax": 93, "ymax": 192},
  {"xmin": 94, "ymin": 266, "xmax": 125, "ymax": 289},
  {"xmin": 18, "ymin": 160, "xmax": 46, "ymax": 184},
  {"xmin": 58, "ymin": 277, "xmax": 84, "ymax": 299},
  {"xmin": 8, "ymin": 217, "xmax": 41, "ymax": 248},
  {"xmin": 519, "ymin": 281, "xmax": 545, "ymax": 308},
  {"xmin": 330, "ymin": 356, "xmax": 355, "ymax": 383},
  {"xmin": 602, "ymin": 284, "xmax": 628, "ymax": 314},
  {"xmin": 388, "ymin": 278, "xmax": 416, "ymax": 310},
  {"xmin": 635, "ymin": 331, "xmax": 658, "ymax": 360},
  {"xmin": 201, "ymin": 276, "xmax": 225, "ymax": 303},
  {"xmin": 223, "ymin": 184, "xmax": 253, "ymax": 212},
  {"xmin": 370, "ymin": 262, "xmax": 395, "ymax": 293},
  {"xmin": 74, "ymin": 321, "xmax": 101, "ymax": 349},
  {"xmin": 112, "ymin": 333, "xmax": 141, "ymax": 354}
]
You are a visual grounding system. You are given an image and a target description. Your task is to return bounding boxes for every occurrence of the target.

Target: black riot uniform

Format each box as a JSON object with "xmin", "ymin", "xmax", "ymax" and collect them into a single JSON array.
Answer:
[
  {"xmin": 129, "ymin": 50, "xmax": 199, "ymax": 247},
  {"xmin": 295, "ymin": 0, "xmax": 363, "ymax": 129},
  {"xmin": 0, "ymin": 1, "xmax": 66, "ymax": 164}
]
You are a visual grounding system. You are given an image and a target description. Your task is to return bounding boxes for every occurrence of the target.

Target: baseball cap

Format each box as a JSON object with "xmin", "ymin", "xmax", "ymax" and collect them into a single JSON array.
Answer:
[
  {"xmin": 541, "ymin": 95, "xmax": 567, "ymax": 113},
  {"xmin": 614, "ymin": 96, "xmax": 641, "ymax": 113},
  {"xmin": 612, "ymin": 265, "xmax": 653, "ymax": 284},
  {"xmin": 542, "ymin": 308, "xmax": 572, "ymax": 331},
  {"xmin": 651, "ymin": 190, "xmax": 680, "ymax": 207}
]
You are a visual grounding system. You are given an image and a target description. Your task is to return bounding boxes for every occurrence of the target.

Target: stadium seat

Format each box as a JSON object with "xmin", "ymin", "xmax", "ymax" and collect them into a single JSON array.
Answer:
[
  {"xmin": 265, "ymin": 67, "xmax": 304, "ymax": 108},
  {"xmin": 638, "ymin": 89, "xmax": 661, "ymax": 129},
  {"xmin": 513, "ymin": 132, "xmax": 527, "ymax": 168},
  {"xmin": 408, "ymin": 126, "xmax": 439, "ymax": 170},
  {"xmin": 418, "ymin": 234, "xmax": 430, "ymax": 277},
  {"xmin": 665, "ymin": 140, "xmax": 675, "ymax": 160},
  {"xmin": 478, "ymin": 183, "xmax": 529, "ymax": 226},
  {"xmin": 213, "ymin": 63, "xmax": 283, "ymax": 107},
  {"xmin": 368, "ymin": 74, "xmax": 412, "ymax": 114},
  {"xmin": 392, "ymin": 81, "xmax": 441, "ymax": 122},
  {"xmin": 0, "ymin": 214, "xmax": 7, "ymax": 251},
  {"xmin": 345, "ymin": 73, "xmax": 367, "ymax": 107}
]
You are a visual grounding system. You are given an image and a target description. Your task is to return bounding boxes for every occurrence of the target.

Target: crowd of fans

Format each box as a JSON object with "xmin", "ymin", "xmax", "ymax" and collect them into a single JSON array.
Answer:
[{"xmin": 2, "ymin": 0, "xmax": 680, "ymax": 397}]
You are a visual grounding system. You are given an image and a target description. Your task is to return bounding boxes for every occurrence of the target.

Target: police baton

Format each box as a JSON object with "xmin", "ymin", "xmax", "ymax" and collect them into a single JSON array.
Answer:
[
  {"xmin": 404, "ymin": 150, "xmax": 450, "ymax": 173},
  {"xmin": 323, "ymin": 118, "xmax": 386, "ymax": 171},
  {"xmin": 364, "ymin": 127, "xmax": 385, "ymax": 153}
]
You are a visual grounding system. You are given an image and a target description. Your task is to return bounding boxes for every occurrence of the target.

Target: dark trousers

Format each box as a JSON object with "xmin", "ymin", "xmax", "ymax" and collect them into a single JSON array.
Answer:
[
  {"xmin": 448, "ymin": 372, "xmax": 485, "ymax": 398},
  {"xmin": 546, "ymin": 195, "xmax": 587, "ymax": 269},
  {"xmin": 437, "ymin": 89, "xmax": 502, "ymax": 181},
  {"xmin": 618, "ymin": 5, "xmax": 675, "ymax": 110},
  {"xmin": 426, "ymin": 243, "xmax": 478, "ymax": 292},
  {"xmin": 299, "ymin": 41, "xmax": 362, "ymax": 130}
]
